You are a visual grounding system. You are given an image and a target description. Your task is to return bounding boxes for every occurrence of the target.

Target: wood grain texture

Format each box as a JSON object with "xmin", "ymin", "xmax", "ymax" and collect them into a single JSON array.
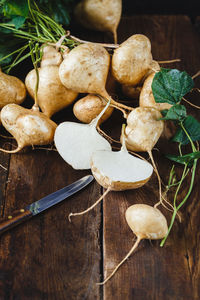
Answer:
[
  {"xmin": 103, "ymin": 15, "xmax": 200, "ymax": 300},
  {"xmin": 0, "ymin": 106, "xmax": 101, "ymax": 300},
  {"xmin": 0, "ymin": 14, "xmax": 200, "ymax": 300}
]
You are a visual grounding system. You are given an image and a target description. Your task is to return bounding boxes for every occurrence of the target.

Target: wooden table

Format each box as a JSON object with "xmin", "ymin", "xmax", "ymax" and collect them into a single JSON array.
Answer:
[{"xmin": 0, "ymin": 15, "xmax": 200, "ymax": 300}]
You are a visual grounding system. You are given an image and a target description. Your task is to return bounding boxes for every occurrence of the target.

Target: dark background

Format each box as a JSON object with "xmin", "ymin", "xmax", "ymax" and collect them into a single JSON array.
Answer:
[{"xmin": 122, "ymin": 0, "xmax": 199, "ymax": 20}]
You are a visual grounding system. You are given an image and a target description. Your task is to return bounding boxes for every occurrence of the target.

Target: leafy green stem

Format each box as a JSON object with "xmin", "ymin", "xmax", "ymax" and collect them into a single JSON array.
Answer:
[
  {"xmin": 173, "ymin": 163, "xmax": 188, "ymax": 207},
  {"xmin": 160, "ymin": 159, "xmax": 197, "ymax": 247},
  {"xmin": 28, "ymin": 0, "xmax": 40, "ymax": 37},
  {"xmin": 29, "ymin": 42, "xmax": 41, "ymax": 109},
  {"xmin": 180, "ymin": 121, "xmax": 197, "ymax": 152}
]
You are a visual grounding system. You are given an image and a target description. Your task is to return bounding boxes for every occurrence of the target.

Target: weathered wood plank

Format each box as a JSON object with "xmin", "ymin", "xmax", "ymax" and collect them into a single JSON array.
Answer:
[
  {"xmin": 1, "ymin": 13, "xmax": 200, "ymax": 300},
  {"xmin": 0, "ymin": 141, "xmax": 11, "ymax": 218},
  {"xmin": 103, "ymin": 15, "xmax": 200, "ymax": 300},
  {"xmin": 0, "ymin": 105, "xmax": 101, "ymax": 300}
]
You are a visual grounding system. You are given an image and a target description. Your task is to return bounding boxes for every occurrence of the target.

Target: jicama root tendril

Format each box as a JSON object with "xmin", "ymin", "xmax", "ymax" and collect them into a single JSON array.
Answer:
[
  {"xmin": 148, "ymin": 150, "xmax": 175, "ymax": 213},
  {"xmin": 68, "ymin": 188, "xmax": 111, "ymax": 221},
  {"xmin": 182, "ymin": 97, "xmax": 200, "ymax": 109},
  {"xmin": 97, "ymin": 237, "xmax": 141, "ymax": 285},
  {"xmin": 157, "ymin": 58, "xmax": 181, "ymax": 64}
]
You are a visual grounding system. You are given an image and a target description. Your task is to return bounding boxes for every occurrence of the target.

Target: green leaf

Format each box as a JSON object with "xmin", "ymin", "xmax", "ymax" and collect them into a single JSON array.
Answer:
[
  {"xmin": 172, "ymin": 115, "xmax": 200, "ymax": 145},
  {"xmin": 166, "ymin": 151, "xmax": 200, "ymax": 165},
  {"xmin": 152, "ymin": 68, "xmax": 194, "ymax": 105},
  {"xmin": 2, "ymin": 0, "xmax": 28, "ymax": 18},
  {"xmin": 161, "ymin": 104, "xmax": 187, "ymax": 121},
  {"xmin": 37, "ymin": 0, "xmax": 75, "ymax": 26},
  {"xmin": 10, "ymin": 16, "xmax": 26, "ymax": 29},
  {"xmin": 51, "ymin": 2, "xmax": 71, "ymax": 25}
]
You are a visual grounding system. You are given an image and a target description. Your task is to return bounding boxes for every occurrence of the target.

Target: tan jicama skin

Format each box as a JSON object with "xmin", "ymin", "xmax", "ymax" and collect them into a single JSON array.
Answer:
[
  {"xmin": 68, "ymin": 127, "xmax": 153, "ymax": 219},
  {"xmin": 122, "ymin": 106, "xmax": 169, "ymax": 209},
  {"xmin": 98, "ymin": 204, "xmax": 168, "ymax": 285},
  {"xmin": 72, "ymin": 68, "xmax": 117, "ymax": 124},
  {"xmin": 0, "ymin": 68, "xmax": 26, "ymax": 109},
  {"xmin": 25, "ymin": 45, "xmax": 78, "ymax": 118},
  {"xmin": 112, "ymin": 35, "xmax": 179, "ymax": 87},
  {"xmin": 112, "ymin": 34, "xmax": 157, "ymax": 86},
  {"xmin": 73, "ymin": 94, "xmax": 114, "ymax": 124},
  {"xmin": 0, "ymin": 104, "xmax": 57, "ymax": 153},
  {"xmin": 139, "ymin": 72, "xmax": 172, "ymax": 111},
  {"xmin": 122, "ymin": 85, "xmax": 142, "ymax": 99},
  {"xmin": 74, "ymin": 0, "xmax": 122, "ymax": 44},
  {"xmin": 59, "ymin": 43, "xmax": 133, "ymax": 117},
  {"xmin": 121, "ymin": 60, "xmax": 160, "ymax": 100},
  {"xmin": 59, "ymin": 43, "xmax": 110, "ymax": 95},
  {"xmin": 124, "ymin": 107, "xmax": 164, "ymax": 152}
]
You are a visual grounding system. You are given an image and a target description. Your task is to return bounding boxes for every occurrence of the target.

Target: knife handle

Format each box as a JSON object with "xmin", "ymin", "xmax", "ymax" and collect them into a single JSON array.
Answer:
[{"xmin": 0, "ymin": 209, "xmax": 33, "ymax": 235}]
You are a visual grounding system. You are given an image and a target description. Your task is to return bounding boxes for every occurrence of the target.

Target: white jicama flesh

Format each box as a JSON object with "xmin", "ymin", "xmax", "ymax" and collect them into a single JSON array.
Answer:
[
  {"xmin": 99, "ymin": 204, "xmax": 168, "ymax": 285},
  {"xmin": 54, "ymin": 99, "xmax": 112, "ymax": 170},
  {"xmin": 68, "ymin": 126, "xmax": 153, "ymax": 220},
  {"xmin": 91, "ymin": 148, "xmax": 153, "ymax": 191}
]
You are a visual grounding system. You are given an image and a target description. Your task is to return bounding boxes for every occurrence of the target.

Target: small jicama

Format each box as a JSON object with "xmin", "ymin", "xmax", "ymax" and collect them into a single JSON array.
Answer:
[
  {"xmin": 54, "ymin": 99, "xmax": 112, "ymax": 170},
  {"xmin": 73, "ymin": 94, "xmax": 113, "ymax": 124},
  {"xmin": 124, "ymin": 107, "xmax": 164, "ymax": 152},
  {"xmin": 112, "ymin": 34, "xmax": 157, "ymax": 86},
  {"xmin": 0, "ymin": 104, "xmax": 57, "ymax": 153},
  {"xmin": 59, "ymin": 43, "xmax": 110, "ymax": 95},
  {"xmin": 0, "ymin": 68, "xmax": 26, "ymax": 109},
  {"xmin": 122, "ymin": 106, "xmax": 167, "ymax": 208},
  {"xmin": 121, "ymin": 61, "xmax": 160, "ymax": 100},
  {"xmin": 111, "ymin": 34, "xmax": 178, "ymax": 88},
  {"xmin": 74, "ymin": 0, "xmax": 122, "ymax": 43},
  {"xmin": 139, "ymin": 72, "xmax": 172, "ymax": 111},
  {"xmin": 98, "ymin": 204, "xmax": 168, "ymax": 285},
  {"xmin": 25, "ymin": 45, "xmax": 78, "ymax": 118},
  {"xmin": 68, "ymin": 125, "xmax": 153, "ymax": 219},
  {"xmin": 59, "ymin": 42, "xmax": 133, "ymax": 117}
]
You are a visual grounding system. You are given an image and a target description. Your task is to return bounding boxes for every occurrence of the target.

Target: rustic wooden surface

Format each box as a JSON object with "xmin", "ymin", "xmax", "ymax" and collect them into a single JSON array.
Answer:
[{"xmin": 0, "ymin": 15, "xmax": 200, "ymax": 300}]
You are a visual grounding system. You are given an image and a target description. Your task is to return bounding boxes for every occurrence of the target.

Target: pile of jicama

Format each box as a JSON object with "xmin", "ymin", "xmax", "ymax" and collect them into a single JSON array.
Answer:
[{"xmin": 1, "ymin": 1, "xmax": 200, "ymax": 286}]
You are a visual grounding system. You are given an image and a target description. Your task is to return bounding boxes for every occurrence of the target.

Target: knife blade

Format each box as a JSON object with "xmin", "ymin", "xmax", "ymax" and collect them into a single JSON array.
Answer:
[{"xmin": 0, "ymin": 175, "xmax": 94, "ymax": 235}]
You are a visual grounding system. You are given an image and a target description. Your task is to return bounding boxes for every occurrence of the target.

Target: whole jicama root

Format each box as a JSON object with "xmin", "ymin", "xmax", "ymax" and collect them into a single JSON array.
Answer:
[
  {"xmin": 25, "ymin": 45, "xmax": 78, "ymax": 118},
  {"xmin": 74, "ymin": 0, "xmax": 122, "ymax": 43},
  {"xmin": 0, "ymin": 104, "xmax": 57, "ymax": 153},
  {"xmin": 0, "ymin": 68, "xmax": 26, "ymax": 109}
]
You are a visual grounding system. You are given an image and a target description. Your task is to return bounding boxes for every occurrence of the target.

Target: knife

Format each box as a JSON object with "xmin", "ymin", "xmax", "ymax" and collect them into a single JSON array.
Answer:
[{"xmin": 0, "ymin": 175, "xmax": 94, "ymax": 235}]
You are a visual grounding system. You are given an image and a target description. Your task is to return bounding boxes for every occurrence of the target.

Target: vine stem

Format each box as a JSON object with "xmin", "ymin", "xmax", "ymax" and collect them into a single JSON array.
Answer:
[
  {"xmin": 160, "ymin": 159, "xmax": 197, "ymax": 247},
  {"xmin": 180, "ymin": 122, "xmax": 196, "ymax": 152},
  {"xmin": 29, "ymin": 42, "xmax": 41, "ymax": 109},
  {"xmin": 161, "ymin": 121, "xmax": 198, "ymax": 246},
  {"xmin": 68, "ymin": 33, "xmax": 119, "ymax": 49}
]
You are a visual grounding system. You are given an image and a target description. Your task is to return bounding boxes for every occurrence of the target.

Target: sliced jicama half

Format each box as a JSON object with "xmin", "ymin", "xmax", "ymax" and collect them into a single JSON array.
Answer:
[
  {"xmin": 54, "ymin": 98, "xmax": 112, "ymax": 169},
  {"xmin": 91, "ymin": 147, "xmax": 153, "ymax": 191},
  {"xmin": 68, "ymin": 125, "xmax": 153, "ymax": 220}
]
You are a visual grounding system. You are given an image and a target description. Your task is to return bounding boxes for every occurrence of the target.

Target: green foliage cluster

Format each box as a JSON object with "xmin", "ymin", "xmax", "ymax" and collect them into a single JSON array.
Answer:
[
  {"xmin": 0, "ymin": 0, "xmax": 76, "ymax": 70},
  {"xmin": 152, "ymin": 68, "xmax": 200, "ymax": 245}
]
